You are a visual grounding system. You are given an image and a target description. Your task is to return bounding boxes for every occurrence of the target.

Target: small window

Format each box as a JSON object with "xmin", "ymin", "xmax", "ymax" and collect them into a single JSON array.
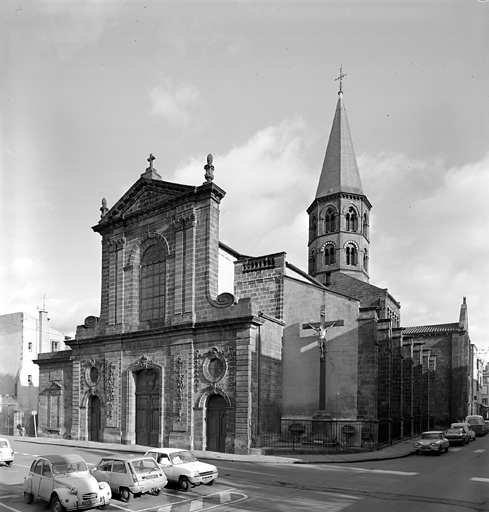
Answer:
[
  {"xmin": 28, "ymin": 375, "xmax": 32, "ymax": 384},
  {"xmin": 112, "ymin": 461, "xmax": 126, "ymax": 474},
  {"xmin": 51, "ymin": 341, "xmax": 59, "ymax": 352},
  {"xmin": 28, "ymin": 342, "xmax": 33, "ymax": 351}
]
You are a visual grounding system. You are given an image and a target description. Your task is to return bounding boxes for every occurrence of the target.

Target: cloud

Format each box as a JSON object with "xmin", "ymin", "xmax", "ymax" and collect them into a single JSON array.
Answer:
[
  {"xmin": 172, "ymin": 117, "xmax": 316, "ymax": 264},
  {"xmin": 150, "ymin": 82, "xmax": 200, "ymax": 126},
  {"xmin": 360, "ymin": 151, "xmax": 489, "ymax": 344}
]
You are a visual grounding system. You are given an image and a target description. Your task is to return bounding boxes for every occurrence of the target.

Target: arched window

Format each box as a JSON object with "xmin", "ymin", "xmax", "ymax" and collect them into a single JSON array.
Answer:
[
  {"xmin": 363, "ymin": 212, "xmax": 369, "ymax": 237},
  {"xmin": 363, "ymin": 249, "xmax": 368, "ymax": 271},
  {"xmin": 140, "ymin": 244, "xmax": 166, "ymax": 322},
  {"xmin": 309, "ymin": 215, "xmax": 317, "ymax": 241},
  {"xmin": 346, "ymin": 207, "xmax": 358, "ymax": 232},
  {"xmin": 346, "ymin": 245, "xmax": 358, "ymax": 266},
  {"xmin": 325, "ymin": 208, "xmax": 336, "ymax": 233},
  {"xmin": 324, "ymin": 245, "xmax": 336, "ymax": 265}
]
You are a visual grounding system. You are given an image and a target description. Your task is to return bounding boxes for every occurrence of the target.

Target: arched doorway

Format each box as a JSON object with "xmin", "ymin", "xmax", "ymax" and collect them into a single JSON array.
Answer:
[
  {"xmin": 88, "ymin": 395, "xmax": 101, "ymax": 442},
  {"xmin": 135, "ymin": 369, "xmax": 160, "ymax": 447},
  {"xmin": 206, "ymin": 394, "xmax": 227, "ymax": 452}
]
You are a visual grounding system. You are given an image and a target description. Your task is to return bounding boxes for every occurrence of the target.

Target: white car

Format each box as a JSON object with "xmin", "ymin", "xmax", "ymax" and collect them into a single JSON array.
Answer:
[
  {"xmin": 0, "ymin": 438, "xmax": 14, "ymax": 467},
  {"xmin": 145, "ymin": 448, "xmax": 218, "ymax": 492},
  {"xmin": 414, "ymin": 431, "xmax": 450, "ymax": 455},
  {"xmin": 23, "ymin": 454, "xmax": 111, "ymax": 512},
  {"xmin": 451, "ymin": 423, "xmax": 476, "ymax": 442}
]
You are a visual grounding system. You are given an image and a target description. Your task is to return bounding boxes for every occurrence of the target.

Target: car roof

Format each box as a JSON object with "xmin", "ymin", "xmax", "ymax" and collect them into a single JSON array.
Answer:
[
  {"xmin": 38, "ymin": 454, "xmax": 85, "ymax": 464},
  {"xmin": 100, "ymin": 454, "xmax": 155, "ymax": 461},
  {"xmin": 422, "ymin": 431, "xmax": 444, "ymax": 434},
  {"xmin": 0, "ymin": 438, "xmax": 10, "ymax": 443},
  {"xmin": 145, "ymin": 448, "xmax": 189, "ymax": 454}
]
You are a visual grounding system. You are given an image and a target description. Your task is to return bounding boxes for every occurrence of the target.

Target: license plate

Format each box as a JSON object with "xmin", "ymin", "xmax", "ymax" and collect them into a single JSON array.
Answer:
[{"xmin": 82, "ymin": 499, "xmax": 97, "ymax": 506}]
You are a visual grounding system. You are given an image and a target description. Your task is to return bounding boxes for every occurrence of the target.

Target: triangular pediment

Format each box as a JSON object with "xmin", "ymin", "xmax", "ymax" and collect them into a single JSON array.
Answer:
[
  {"xmin": 96, "ymin": 178, "xmax": 195, "ymax": 227},
  {"xmin": 40, "ymin": 381, "xmax": 65, "ymax": 395}
]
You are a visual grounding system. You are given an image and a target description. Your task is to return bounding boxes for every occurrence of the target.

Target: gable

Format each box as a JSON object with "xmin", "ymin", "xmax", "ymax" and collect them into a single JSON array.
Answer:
[{"xmin": 95, "ymin": 178, "xmax": 195, "ymax": 228}]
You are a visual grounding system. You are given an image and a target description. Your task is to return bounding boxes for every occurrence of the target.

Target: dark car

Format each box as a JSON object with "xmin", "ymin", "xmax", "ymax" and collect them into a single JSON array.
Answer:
[{"xmin": 444, "ymin": 427, "xmax": 470, "ymax": 445}]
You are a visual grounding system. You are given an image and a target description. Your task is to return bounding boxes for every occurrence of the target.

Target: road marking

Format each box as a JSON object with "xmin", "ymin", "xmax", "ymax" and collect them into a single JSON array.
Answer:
[
  {"xmin": 0, "ymin": 503, "xmax": 22, "ymax": 512},
  {"xmin": 471, "ymin": 477, "xmax": 489, "ymax": 483},
  {"xmin": 474, "ymin": 449, "xmax": 486, "ymax": 453},
  {"xmin": 308, "ymin": 465, "xmax": 417, "ymax": 476}
]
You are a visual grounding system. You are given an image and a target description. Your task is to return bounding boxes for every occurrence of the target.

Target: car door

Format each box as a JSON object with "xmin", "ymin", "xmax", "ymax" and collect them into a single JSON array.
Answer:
[
  {"xmin": 38, "ymin": 460, "xmax": 55, "ymax": 500},
  {"xmin": 110, "ymin": 459, "xmax": 128, "ymax": 491},
  {"xmin": 28, "ymin": 459, "xmax": 44, "ymax": 497},
  {"xmin": 156, "ymin": 453, "xmax": 175, "ymax": 482},
  {"xmin": 92, "ymin": 460, "xmax": 113, "ymax": 489}
]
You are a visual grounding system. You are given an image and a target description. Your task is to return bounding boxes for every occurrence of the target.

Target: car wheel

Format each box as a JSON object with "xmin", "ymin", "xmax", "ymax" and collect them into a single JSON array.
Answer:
[
  {"xmin": 51, "ymin": 497, "xmax": 66, "ymax": 512},
  {"xmin": 6, "ymin": 461, "xmax": 12, "ymax": 467},
  {"xmin": 445, "ymin": 446, "xmax": 449, "ymax": 453},
  {"xmin": 205, "ymin": 480, "xmax": 215, "ymax": 486},
  {"xmin": 152, "ymin": 488, "xmax": 161, "ymax": 496},
  {"xmin": 179, "ymin": 477, "xmax": 190, "ymax": 492},
  {"xmin": 119, "ymin": 488, "xmax": 131, "ymax": 502},
  {"xmin": 24, "ymin": 492, "xmax": 34, "ymax": 504},
  {"xmin": 436, "ymin": 447, "xmax": 442, "ymax": 455}
]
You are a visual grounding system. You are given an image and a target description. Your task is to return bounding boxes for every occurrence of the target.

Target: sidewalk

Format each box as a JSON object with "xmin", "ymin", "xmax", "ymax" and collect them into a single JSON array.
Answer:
[{"xmin": 7, "ymin": 435, "xmax": 418, "ymax": 465}]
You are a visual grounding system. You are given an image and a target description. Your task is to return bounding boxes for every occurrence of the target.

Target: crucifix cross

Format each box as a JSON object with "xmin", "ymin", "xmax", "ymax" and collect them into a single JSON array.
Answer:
[
  {"xmin": 147, "ymin": 153, "xmax": 155, "ymax": 170},
  {"xmin": 302, "ymin": 306, "xmax": 344, "ymax": 361},
  {"xmin": 335, "ymin": 65, "xmax": 347, "ymax": 93},
  {"xmin": 302, "ymin": 306, "xmax": 344, "ymax": 411}
]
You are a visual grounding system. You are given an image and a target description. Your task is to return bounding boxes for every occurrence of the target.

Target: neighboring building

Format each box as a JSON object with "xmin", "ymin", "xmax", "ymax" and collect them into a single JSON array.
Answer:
[
  {"xmin": 401, "ymin": 298, "xmax": 474, "ymax": 426},
  {"xmin": 0, "ymin": 310, "xmax": 67, "ymax": 435},
  {"xmin": 481, "ymin": 362, "xmax": 489, "ymax": 420},
  {"xmin": 33, "ymin": 81, "xmax": 479, "ymax": 451}
]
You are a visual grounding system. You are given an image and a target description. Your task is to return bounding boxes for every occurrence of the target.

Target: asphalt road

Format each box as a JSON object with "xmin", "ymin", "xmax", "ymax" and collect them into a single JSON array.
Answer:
[{"xmin": 1, "ymin": 436, "xmax": 488, "ymax": 512}]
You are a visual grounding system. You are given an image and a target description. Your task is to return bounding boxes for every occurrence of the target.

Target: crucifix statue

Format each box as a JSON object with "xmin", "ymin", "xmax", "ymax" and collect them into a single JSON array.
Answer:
[{"xmin": 302, "ymin": 305, "xmax": 344, "ymax": 411}]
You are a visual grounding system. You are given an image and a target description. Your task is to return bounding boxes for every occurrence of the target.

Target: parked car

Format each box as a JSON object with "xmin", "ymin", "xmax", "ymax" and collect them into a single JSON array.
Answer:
[
  {"xmin": 0, "ymin": 438, "xmax": 14, "ymax": 467},
  {"xmin": 465, "ymin": 415, "xmax": 487, "ymax": 437},
  {"xmin": 414, "ymin": 431, "xmax": 450, "ymax": 455},
  {"xmin": 451, "ymin": 422, "xmax": 476, "ymax": 442},
  {"xmin": 144, "ymin": 448, "xmax": 218, "ymax": 491},
  {"xmin": 23, "ymin": 454, "xmax": 111, "ymax": 512},
  {"xmin": 90, "ymin": 455, "xmax": 167, "ymax": 502},
  {"xmin": 444, "ymin": 427, "xmax": 470, "ymax": 445}
]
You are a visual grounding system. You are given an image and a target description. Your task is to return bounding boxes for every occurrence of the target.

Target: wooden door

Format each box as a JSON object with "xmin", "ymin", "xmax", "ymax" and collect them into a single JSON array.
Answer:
[
  {"xmin": 89, "ymin": 396, "xmax": 101, "ymax": 442},
  {"xmin": 135, "ymin": 369, "xmax": 160, "ymax": 447},
  {"xmin": 206, "ymin": 394, "xmax": 227, "ymax": 452}
]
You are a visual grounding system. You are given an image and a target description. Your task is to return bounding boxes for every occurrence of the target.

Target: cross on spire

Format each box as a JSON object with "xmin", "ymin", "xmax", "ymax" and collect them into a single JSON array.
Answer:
[
  {"xmin": 147, "ymin": 153, "xmax": 155, "ymax": 170},
  {"xmin": 335, "ymin": 65, "xmax": 347, "ymax": 94}
]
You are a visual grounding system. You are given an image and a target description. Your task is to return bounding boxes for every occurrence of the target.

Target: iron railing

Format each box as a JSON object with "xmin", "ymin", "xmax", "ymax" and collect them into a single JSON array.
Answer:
[{"xmin": 253, "ymin": 419, "xmax": 379, "ymax": 453}]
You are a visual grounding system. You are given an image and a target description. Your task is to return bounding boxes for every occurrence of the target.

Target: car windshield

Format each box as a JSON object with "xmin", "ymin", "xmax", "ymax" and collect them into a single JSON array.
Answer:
[
  {"xmin": 445, "ymin": 429, "xmax": 461, "ymax": 435},
  {"xmin": 169, "ymin": 451, "xmax": 197, "ymax": 465},
  {"xmin": 53, "ymin": 461, "xmax": 88, "ymax": 474},
  {"xmin": 421, "ymin": 433, "xmax": 440, "ymax": 440},
  {"xmin": 0, "ymin": 441, "xmax": 8, "ymax": 448}
]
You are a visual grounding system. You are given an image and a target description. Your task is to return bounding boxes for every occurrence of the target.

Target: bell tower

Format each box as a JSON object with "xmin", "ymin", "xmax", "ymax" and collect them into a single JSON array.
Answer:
[{"xmin": 307, "ymin": 69, "xmax": 371, "ymax": 284}]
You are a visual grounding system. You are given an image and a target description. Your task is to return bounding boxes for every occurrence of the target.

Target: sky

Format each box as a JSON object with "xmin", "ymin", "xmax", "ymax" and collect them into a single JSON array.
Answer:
[{"xmin": 1, "ymin": 0, "xmax": 488, "ymax": 358}]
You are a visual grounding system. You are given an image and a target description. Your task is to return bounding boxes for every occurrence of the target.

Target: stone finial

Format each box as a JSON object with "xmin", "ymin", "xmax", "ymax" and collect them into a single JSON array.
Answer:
[
  {"xmin": 100, "ymin": 197, "xmax": 109, "ymax": 219},
  {"xmin": 204, "ymin": 153, "xmax": 214, "ymax": 183}
]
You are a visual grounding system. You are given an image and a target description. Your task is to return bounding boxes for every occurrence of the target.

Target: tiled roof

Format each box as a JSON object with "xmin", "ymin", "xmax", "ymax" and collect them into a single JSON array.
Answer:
[{"xmin": 402, "ymin": 323, "xmax": 460, "ymax": 336}]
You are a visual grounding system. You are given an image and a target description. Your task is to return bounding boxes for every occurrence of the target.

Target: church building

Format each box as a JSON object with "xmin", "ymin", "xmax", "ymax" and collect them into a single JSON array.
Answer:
[{"xmin": 34, "ymin": 77, "xmax": 474, "ymax": 453}]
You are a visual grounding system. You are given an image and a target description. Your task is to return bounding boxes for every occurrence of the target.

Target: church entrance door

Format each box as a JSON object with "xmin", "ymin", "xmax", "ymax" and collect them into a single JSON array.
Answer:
[
  {"xmin": 206, "ymin": 394, "xmax": 226, "ymax": 452},
  {"xmin": 135, "ymin": 369, "xmax": 160, "ymax": 447},
  {"xmin": 88, "ymin": 395, "xmax": 101, "ymax": 442}
]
